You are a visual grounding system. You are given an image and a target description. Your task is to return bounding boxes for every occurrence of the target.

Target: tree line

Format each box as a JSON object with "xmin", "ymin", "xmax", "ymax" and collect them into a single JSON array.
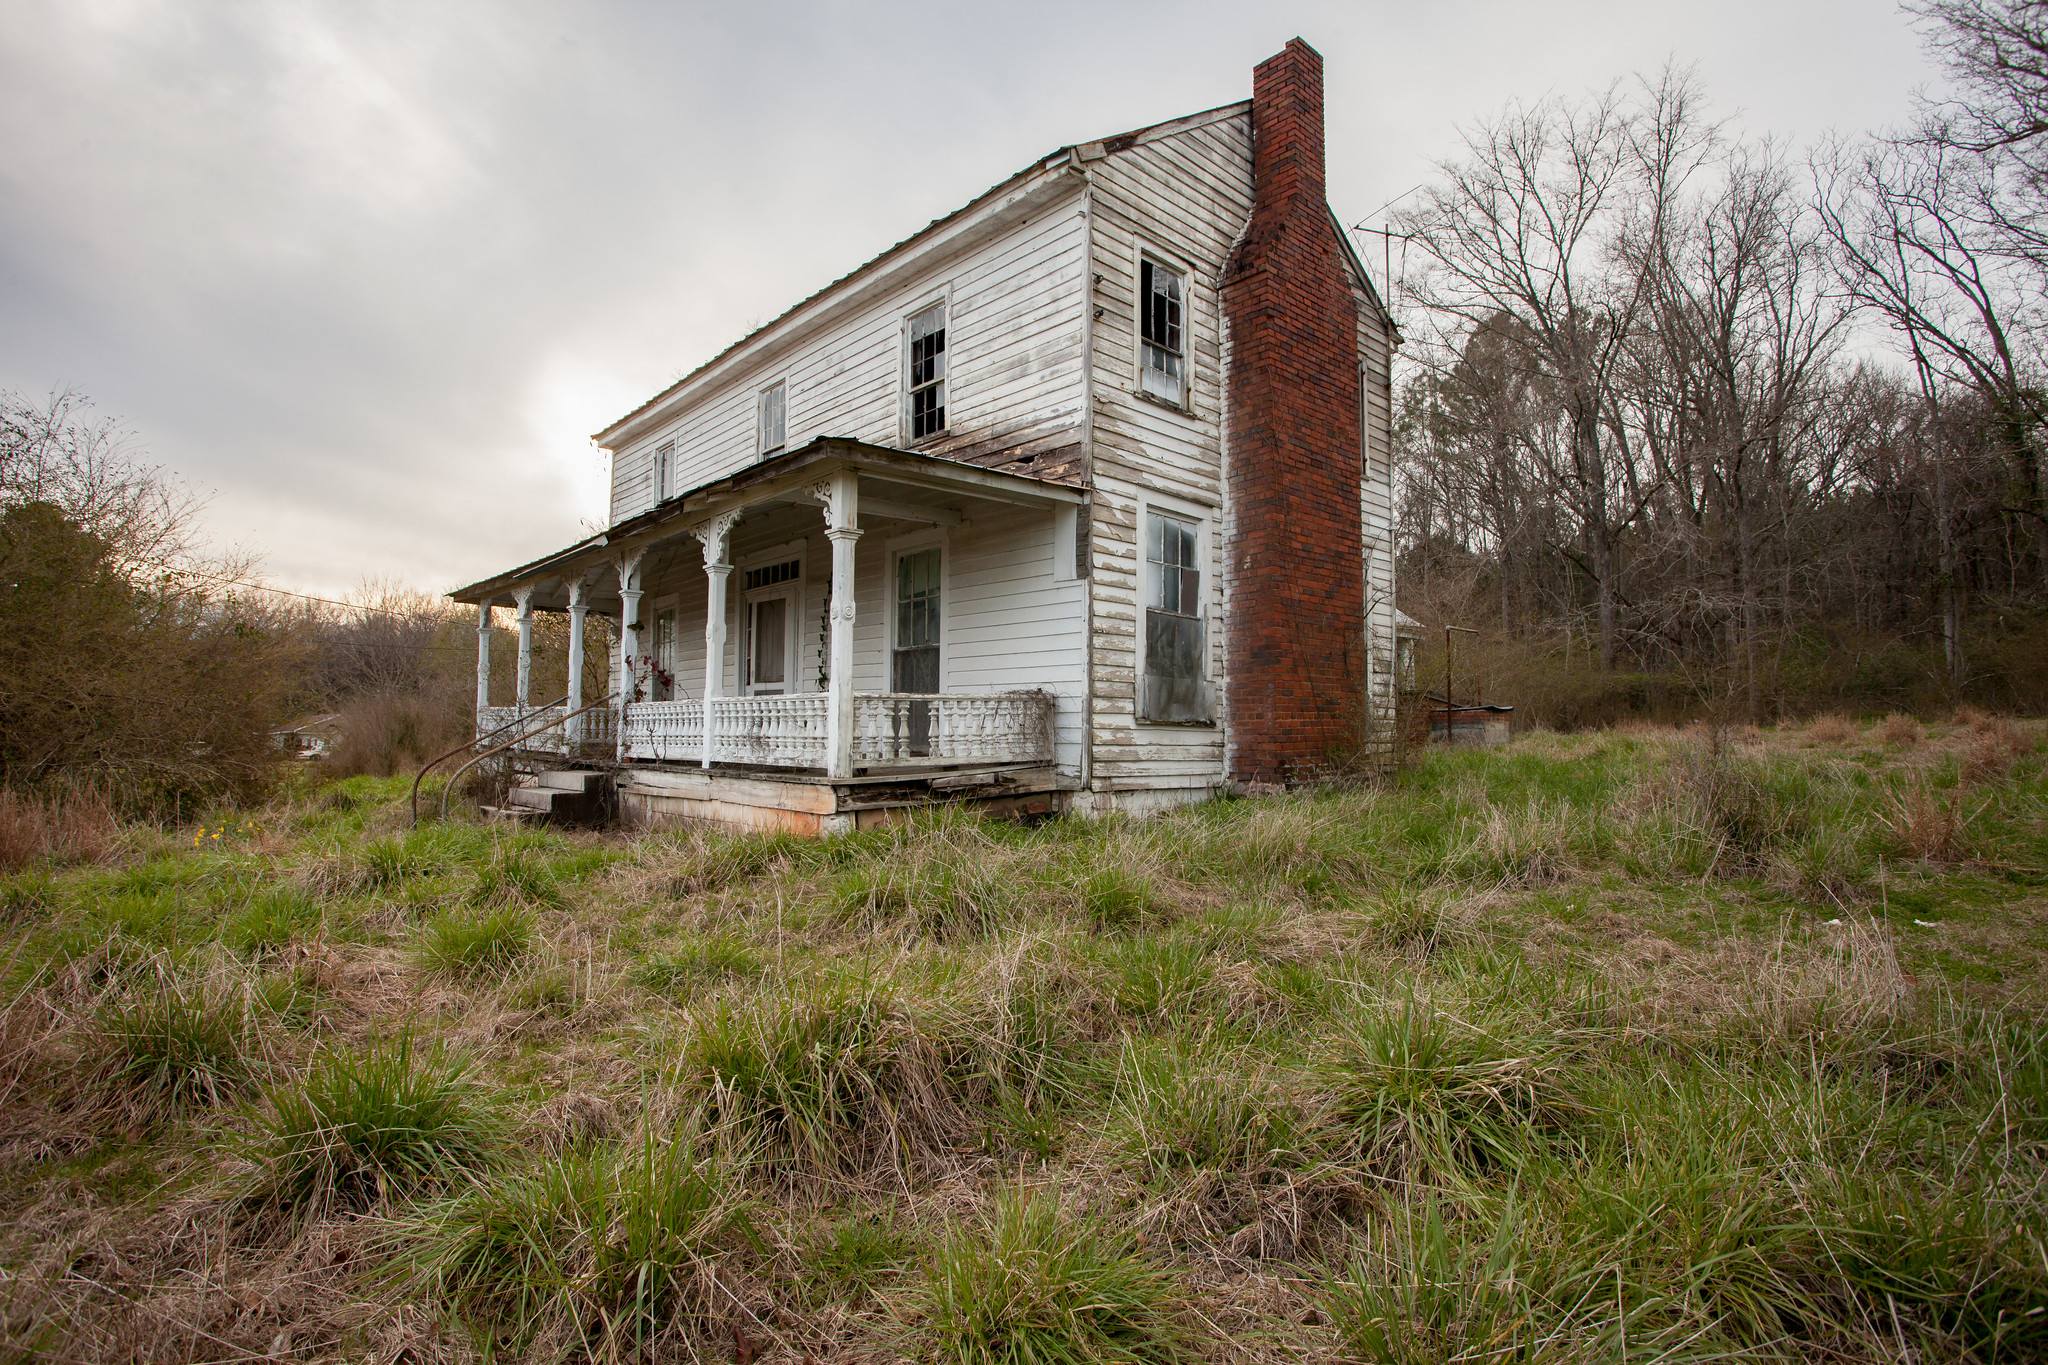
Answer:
[
  {"xmin": 0, "ymin": 388, "xmax": 604, "ymax": 815},
  {"xmin": 1393, "ymin": 0, "xmax": 2048, "ymax": 724}
]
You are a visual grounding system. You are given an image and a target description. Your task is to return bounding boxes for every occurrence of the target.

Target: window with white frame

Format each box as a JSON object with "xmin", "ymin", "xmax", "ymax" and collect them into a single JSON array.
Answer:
[
  {"xmin": 758, "ymin": 381, "xmax": 786, "ymax": 459},
  {"xmin": 907, "ymin": 302, "xmax": 946, "ymax": 440},
  {"xmin": 652, "ymin": 440, "xmax": 675, "ymax": 504},
  {"xmin": 1139, "ymin": 260, "xmax": 1185, "ymax": 405},
  {"xmin": 1141, "ymin": 511, "xmax": 1206, "ymax": 721}
]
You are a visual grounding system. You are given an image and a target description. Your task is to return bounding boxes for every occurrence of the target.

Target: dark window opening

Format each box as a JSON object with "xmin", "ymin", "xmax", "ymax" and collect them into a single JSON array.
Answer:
[
  {"xmin": 1140, "ymin": 260, "xmax": 1185, "ymax": 405},
  {"xmin": 744, "ymin": 558, "xmax": 800, "ymax": 591},
  {"xmin": 908, "ymin": 303, "xmax": 946, "ymax": 439}
]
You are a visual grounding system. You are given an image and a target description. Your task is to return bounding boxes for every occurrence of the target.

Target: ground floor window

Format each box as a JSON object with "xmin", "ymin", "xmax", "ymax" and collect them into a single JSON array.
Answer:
[{"xmin": 1142, "ymin": 511, "xmax": 1206, "ymax": 721}]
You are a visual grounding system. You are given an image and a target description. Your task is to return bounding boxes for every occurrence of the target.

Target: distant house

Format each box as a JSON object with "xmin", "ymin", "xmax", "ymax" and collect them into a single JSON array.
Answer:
[
  {"xmin": 273, "ymin": 714, "xmax": 342, "ymax": 761},
  {"xmin": 452, "ymin": 39, "xmax": 1399, "ymax": 832}
]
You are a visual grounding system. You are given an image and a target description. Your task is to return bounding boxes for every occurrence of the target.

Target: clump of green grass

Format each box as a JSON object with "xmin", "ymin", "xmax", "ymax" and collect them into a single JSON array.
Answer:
[
  {"xmin": 1093, "ymin": 935, "xmax": 1213, "ymax": 1019},
  {"xmin": 1323, "ymin": 992, "xmax": 1566, "ymax": 1170},
  {"xmin": 920, "ymin": 1187, "xmax": 1186, "ymax": 1365},
  {"xmin": 1080, "ymin": 864, "xmax": 1159, "ymax": 929},
  {"xmin": 1108, "ymin": 1035, "xmax": 1305, "ymax": 1178},
  {"xmin": 680, "ymin": 984, "xmax": 938, "ymax": 1175},
  {"xmin": 220, "ymin": 885, "xmax": 325, "ymax": 955},
  {"xmin": 632, "ymin": 932, "xmax": 763, "ymax": 998},
  {"xmin": 95, "ymin": 978, "xmax": 259, "ymax": 1116},
  {"xmin": 804, "ymin": 1215, "xmax": 917, "ymax": 1298},
  {"xmin": 414, "ymin": 904, "xmax": 536, "ymax": 979},
  {"xmin": 404, "ymin": 1128, "xmax": 755, "ymax": 1357},
  {"xmin": 244, "ymin": 1032, "xmax": 498, "ymax": 1214},
  {"xmin": 468, "ymin": 848, "xmax": 565, "ymax": 909}
]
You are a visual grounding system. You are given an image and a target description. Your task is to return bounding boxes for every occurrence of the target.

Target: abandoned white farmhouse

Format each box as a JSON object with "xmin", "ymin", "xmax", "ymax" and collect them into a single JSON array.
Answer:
[{"xmin": 452, "ymin": 38, "xmax": 1398, "ymax": 833}]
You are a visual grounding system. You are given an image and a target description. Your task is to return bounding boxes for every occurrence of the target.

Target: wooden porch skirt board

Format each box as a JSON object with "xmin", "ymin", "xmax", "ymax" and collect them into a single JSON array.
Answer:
[{"xmin": 614, "ymin": 764, "xmax": 1064, "ymax": 835}]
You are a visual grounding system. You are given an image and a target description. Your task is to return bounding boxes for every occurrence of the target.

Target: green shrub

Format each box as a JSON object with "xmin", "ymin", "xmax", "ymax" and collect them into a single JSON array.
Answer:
[
  {"xmin": 920, "ymin": 1188, "xmax": 1185, "ymax": 1365},
  {"xmin": 414, "ymin": 904, "xmax": 536, "ymax": 979},
  {"xmin": 245, "ymin": 1033, "xmax": 498, "ymax": 1213}
]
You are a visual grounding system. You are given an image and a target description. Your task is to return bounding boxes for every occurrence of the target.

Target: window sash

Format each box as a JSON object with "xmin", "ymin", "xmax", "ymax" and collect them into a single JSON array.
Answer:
[
  {"xmin": 896, "ymin": 547, "xmax": 941, "ymax": 649},
  {"xmin": 1144, "ymin": 514, "xmax": 1199, "ymax": 616},
  {"xmin": 1140, "ymin": 261, "xmax": 1185, "ymax": 403},
  {"xmin": 908, "ymin": 303, "xmax": 946, "ymax": 439},
  {"xmin": 652, "ymin": 440, "xmax": 675, "ymax": 501},
  {"xmin": 759, "ymin": 382, "xmax": 786, "ymax": 457}
]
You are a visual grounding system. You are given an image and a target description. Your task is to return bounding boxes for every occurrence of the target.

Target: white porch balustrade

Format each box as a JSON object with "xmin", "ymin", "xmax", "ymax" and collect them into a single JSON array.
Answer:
[
  {"xmin": 610, "ymin": 690, "xmax": 1055, "ymax": 770},
  {"xmin": 478, "ymin": 704, "xmax": 616, "ymax": 758}
]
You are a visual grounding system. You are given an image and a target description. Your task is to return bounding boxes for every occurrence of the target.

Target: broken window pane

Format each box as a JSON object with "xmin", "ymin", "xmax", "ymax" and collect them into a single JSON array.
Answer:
[
  {"xmin": 1139, "ymin": 260, "xmax": 1185, "ymax": 404},
  {"xmin": 908, "ymin": 303, "xmax": 946, "ymax": 439}
]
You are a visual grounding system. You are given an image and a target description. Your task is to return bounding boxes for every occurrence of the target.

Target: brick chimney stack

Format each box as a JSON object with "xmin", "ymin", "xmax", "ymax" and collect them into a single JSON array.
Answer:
[{"xmin": 1222, "ymin": 38, "xmax": 1366, "ymax": 783}]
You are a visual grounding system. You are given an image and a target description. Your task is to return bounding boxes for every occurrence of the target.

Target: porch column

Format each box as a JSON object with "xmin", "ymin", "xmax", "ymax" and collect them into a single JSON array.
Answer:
[
  {"xmin": 565, "ymin": 578, "xmax": 587, "ymax": 746},
  {"xmin": 692, "ymin": 511, "xmax": 739, "ymax": 770},
  {"xmin": 822, "ymin": 470, "xmax": 861, "ymax": 781},
  {"xmin": 513, "ymin": 586, "xmax": 535, "ymax": 712},
  {"xmin": 475, "ymin": 601, "xmax": 493, "ymax": 730},
  {"xmin": 617, "ymin": 550, "xmax": 645, "ymax": 762}
]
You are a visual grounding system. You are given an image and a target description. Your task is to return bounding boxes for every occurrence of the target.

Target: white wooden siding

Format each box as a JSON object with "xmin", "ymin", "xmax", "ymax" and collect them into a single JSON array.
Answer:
[
  {"xmin": 609, "ymin": 206, "xmax": 1090, "ymax": 525},
  {"xmin": 1084, "ymin": 111, "xmax": 1254, "ymax": 789}
]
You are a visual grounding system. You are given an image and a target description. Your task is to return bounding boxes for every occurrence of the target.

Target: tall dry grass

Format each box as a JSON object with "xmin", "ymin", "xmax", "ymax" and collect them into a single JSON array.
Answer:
[{"xmin": 0, "ymin": 785, "xmax": 124, "ymax": 873}]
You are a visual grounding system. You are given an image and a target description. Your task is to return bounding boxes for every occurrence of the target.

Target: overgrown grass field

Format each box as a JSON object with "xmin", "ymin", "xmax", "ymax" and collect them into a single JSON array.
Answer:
[{"xmin": 5, "ymin": 714, "xmax": 2048, "ymax": 1362}]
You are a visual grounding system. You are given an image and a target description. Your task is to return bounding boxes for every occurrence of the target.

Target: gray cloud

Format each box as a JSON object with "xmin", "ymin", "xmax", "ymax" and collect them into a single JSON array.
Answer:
[{"xmin": 0, "ymin": 0, "xmax": 1935, "ymax": 597}]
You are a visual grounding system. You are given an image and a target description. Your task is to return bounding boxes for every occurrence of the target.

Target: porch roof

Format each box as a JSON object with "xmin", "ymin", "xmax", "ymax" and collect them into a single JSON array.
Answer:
[{"xmin": 448, "ymin": 435, "xmax": 1084, "ymax": 608}]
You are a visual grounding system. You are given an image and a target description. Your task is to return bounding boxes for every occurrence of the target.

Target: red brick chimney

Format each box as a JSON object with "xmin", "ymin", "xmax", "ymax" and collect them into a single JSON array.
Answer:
[{"xmin": 1222, "ymin": 38, "xmax": 1365, "ymax": 783}]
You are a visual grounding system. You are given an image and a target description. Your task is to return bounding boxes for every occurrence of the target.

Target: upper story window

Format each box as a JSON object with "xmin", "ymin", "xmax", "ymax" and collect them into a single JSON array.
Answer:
[
  {"xmin": 907, "ymin": 302, "xmax": 947, "ymax": 440},
  {"xmin": 1139, "ymin": 260, "xmax": 1185, "ymax": 406},
  {"xmin": 758, "ymin": 381, "xmax": 786, "ymax": 459},
  {"xmin": 652, "ymin": 440, "xmax": 675, "ymax": 503}
]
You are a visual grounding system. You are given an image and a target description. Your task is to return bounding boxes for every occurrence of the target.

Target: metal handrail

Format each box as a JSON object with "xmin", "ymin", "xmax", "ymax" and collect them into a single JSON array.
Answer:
[
  {"xmin": 407, "ymin": 694, "xmax": 568, "ymax": 827},
  {"xmin": 433, "ymin": 693, "xmax": 622, "ymax": 825}
]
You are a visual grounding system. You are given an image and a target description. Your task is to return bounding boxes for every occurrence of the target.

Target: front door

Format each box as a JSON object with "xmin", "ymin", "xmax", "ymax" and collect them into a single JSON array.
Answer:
[
  {"xmin": 893, "ymin": 547, "xmax": 941, "ymax": 753},
  {"xmin": 744, "ymin": 590, "xmax": 793, "ymax": 695}
]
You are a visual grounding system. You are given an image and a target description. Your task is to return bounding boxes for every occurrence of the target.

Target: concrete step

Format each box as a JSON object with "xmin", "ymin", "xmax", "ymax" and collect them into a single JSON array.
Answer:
[
  {"xmin": 539, "ymin": 769, "xmax": 606, "ymax": 794},
  {"xmin": 479, "ymin": 804, "xmax": 545, "ymax": 824}
]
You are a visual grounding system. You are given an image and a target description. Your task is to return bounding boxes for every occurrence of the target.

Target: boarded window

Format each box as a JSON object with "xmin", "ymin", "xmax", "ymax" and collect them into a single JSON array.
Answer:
[
  {"xmin": 1139, "ymin": 261, "xmax": 1185, "ymax": 405},
  {"xmin": 759, "ymin": 381, "xmax": 786, "ymax": 458},
  {"xmin": 1142, "ymin": 512, "xmax": 1205, "ymax": 721},
  {"xmin": 907, "ymin": 303, "xmax": 946, "ymax": 440}
]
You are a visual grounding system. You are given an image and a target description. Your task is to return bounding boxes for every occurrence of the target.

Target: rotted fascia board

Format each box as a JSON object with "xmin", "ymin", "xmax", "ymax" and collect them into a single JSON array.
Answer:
[{"xmin": 596, "ymin": 166, "xmax": 1087, "ymax": 452}]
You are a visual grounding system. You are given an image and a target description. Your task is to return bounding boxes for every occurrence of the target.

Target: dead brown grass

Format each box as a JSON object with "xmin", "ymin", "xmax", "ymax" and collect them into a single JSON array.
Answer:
[
  {"xmin": 1875, "ymin": 712, "xmax": 1923, "ymax": 748},
  {"xmin": 1882, "ymin": 777, "xmax": 1984, "ymax": 862},
  {"xmin": 1805, "ymin": 714, "xmax": 1855, "ymax": 746},
  {"xmin": 0, "ymin": 786, "xmax": 124, "ymax": 874}
]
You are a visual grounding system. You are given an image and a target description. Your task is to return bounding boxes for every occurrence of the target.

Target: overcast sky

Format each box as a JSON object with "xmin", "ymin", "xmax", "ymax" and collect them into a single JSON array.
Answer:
[{"xmin": 0, "ymin": 0, "xmax": 1939, "ymax": 599}]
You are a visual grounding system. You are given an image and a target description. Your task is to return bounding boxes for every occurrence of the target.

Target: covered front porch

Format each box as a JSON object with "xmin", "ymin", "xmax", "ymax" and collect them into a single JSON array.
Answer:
[{"xmin": 453, "ymin": 438, "xmax": 1085, "ymax": 822}]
